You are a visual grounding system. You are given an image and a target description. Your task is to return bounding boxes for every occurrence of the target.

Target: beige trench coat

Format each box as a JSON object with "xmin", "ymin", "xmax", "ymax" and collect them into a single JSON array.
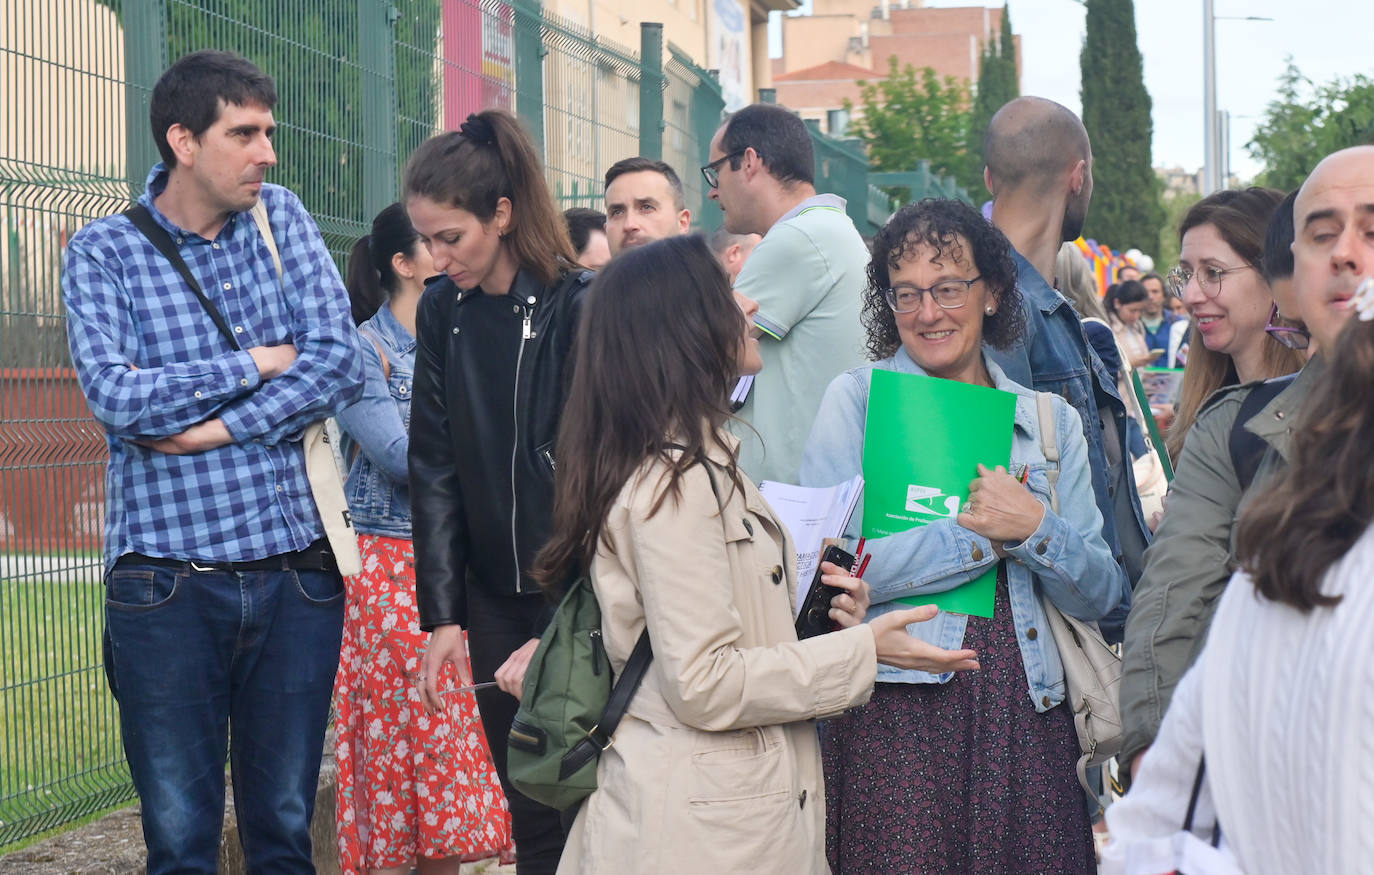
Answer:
[{"xmin": 557, "ymin": 436, "xmax": 878, "ymax": 874}]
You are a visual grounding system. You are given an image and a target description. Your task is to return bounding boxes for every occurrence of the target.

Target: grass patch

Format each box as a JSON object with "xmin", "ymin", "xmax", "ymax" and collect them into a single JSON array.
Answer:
[{"xmin": 0, "ymin": 575, "xmax": 134, "ymax": 850}]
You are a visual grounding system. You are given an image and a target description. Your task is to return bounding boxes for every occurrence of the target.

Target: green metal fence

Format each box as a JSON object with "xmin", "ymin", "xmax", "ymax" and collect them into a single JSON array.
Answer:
[
  {"xmin": 0, "ymin": 0, "xmax": 729, "ymax": 850},
  {"xmin": 0, "ymin": 0, "xmax": 946, "ymax": 851}
]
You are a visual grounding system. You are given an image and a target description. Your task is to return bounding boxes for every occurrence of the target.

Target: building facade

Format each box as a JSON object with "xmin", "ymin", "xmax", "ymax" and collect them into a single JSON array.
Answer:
[{"xmin": 773, "ymin": 1, "xmax": 1019, "ymax": 135}]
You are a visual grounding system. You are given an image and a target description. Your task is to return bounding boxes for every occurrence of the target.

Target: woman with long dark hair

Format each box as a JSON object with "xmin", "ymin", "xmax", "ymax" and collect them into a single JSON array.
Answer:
[
  {"xmin": 537, "ymin": 235, "xmax": 979, "ymax": 873},
  {"xmin": 1103, "ymin": 299, "xmax": 1374, "ymax": 875},
  {"xmin": 333, "ymin": 203, "xmax": 512, "ymax": 874},
  {"xmin": 405, "ymin": 110, "xmax": 590, "ymax": 875}
]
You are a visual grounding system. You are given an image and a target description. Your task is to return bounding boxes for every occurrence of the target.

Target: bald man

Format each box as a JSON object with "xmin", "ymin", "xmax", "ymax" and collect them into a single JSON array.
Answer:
[
  {"xmin": 982, "ymin": 97, "xmax": 1147, "ymax": 632},
  {"xmin": 1119, "ymin": 146, "xmax": 1372, "ymax": 782}
]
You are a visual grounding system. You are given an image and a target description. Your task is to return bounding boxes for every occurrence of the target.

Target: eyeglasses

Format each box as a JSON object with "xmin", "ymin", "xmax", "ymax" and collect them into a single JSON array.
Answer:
[
  {"xmin": 1264, "ymin": 303, "xmax": 1310, "ymax": 350},
  {"xmin": 701, "ymin": 150, "xmax": 747, "ymax": 189},
  {"xmin": 1165, "ymin": 264, "xmax": 1252, "ymax": 299},
  {"xmin": 882, "ymin": 278, "xmax": 982, "ymax": 313}
]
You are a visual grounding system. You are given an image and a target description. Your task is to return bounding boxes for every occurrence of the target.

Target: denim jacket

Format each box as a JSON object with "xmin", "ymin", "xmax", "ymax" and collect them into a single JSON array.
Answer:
[
  {"xmin": 336, "ymin": 302, "xmax": 414, "ymax": 537},
  {"xmin": 989, "ymin": 248, "xmax": 1150, "ymax": 639},
  {"xmin": 799, "ymin": 349, "xmax": 1130, "ymax": 711}
]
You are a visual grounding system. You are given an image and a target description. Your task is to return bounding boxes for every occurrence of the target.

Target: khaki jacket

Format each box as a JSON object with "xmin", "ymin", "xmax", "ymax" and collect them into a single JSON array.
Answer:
[
  {"xmin": 1119, "ymin": 359, "xmax": 1318, "ymax": 769},
  {"xmin": 558, "ymin": 435, "xmax": 878, "ymax": 875}
]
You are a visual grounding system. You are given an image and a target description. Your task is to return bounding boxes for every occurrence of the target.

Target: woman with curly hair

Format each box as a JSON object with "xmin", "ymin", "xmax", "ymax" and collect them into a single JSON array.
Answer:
[{"xmin": 801, "ymin": 199, "xmax": 1130, "ymax": 874}]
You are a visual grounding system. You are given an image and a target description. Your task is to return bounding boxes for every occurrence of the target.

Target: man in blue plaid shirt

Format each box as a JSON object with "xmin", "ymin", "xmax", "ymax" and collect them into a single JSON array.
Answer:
[{"xmin": 62, "ymin": 51, "xmax": 364, "ymax": 873}]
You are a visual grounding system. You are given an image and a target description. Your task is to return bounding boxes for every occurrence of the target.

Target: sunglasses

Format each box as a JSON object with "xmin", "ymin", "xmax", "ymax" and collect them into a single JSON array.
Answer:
[{"xmin": 1264, "ymin": 303, "xmax": 1310, "ymax": 351}]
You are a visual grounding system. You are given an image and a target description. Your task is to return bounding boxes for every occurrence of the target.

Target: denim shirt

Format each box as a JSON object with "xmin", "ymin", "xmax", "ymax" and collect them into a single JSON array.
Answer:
[
  {"xmin": 799, "ymin": 349, "xmax": 1130, "ymax": 711},
  {"xmin": 336, "ymin": 303, "xmax": 415, "ymax": 537},
  {"xmin": 988, "ymin": 248, "xmax": 1149, "ymax": 637}
]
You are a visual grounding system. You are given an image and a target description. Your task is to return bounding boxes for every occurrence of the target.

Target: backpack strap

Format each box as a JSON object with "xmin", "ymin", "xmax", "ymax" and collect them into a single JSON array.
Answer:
[
  {"xmin": 562, "ymin": 452, "xmax": 727, "ymax": 777},
  {"xmin": 123, "ymin": 204, "xmax": 241, "ymax": 351},
  {"xmin": 1229, "ymin": 374, "xmax": 1295, "ymax": 493},
  {"xmin": 1034, "ymin": 392, "xmax": 1061, "ymax": 515}
]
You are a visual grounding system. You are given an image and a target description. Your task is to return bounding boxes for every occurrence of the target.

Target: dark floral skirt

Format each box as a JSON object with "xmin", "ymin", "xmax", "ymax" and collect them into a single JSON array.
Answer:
[{"xmin": 822, "ymin": 578, "xmax": 1095, "ymax": 874}]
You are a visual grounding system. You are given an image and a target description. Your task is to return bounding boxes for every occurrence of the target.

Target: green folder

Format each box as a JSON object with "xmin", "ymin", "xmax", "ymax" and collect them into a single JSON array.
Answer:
[{"xmin": 862, "ymin": 369, "xmax": 1017, "ymax": 618}]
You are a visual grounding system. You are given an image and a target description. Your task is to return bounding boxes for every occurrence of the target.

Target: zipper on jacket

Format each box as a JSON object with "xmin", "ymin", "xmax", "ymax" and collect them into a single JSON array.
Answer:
[
  {"xmin": 590, "ymin": 629, "xmax": 604, "ymax": 676},
  {"xmin": 510, "ymin": 302, "xmax": 533, "ymax": 593}
]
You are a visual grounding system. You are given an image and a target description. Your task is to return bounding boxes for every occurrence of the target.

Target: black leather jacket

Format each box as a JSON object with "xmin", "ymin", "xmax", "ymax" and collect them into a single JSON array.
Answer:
[{"xmin": 411, "ymin": 266, "xmax": 591, "ymax": 632}]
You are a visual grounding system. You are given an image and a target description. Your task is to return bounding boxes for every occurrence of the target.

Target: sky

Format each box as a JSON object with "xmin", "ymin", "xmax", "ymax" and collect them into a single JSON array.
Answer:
[{"xmin": 772, "ymin": 0, "xmax": 1372, "ymax": 182}]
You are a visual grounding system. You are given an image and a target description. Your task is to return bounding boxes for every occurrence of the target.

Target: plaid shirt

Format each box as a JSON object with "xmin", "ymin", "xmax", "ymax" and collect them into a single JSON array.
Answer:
[{"xmin": 63, "ymin": 165, "xmax": 365, "ymax": 569}]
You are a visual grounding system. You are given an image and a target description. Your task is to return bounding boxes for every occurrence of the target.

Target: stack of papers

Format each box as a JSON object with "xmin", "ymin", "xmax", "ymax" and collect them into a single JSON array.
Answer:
[{"xmin": 758, "ymin": 474, "xmax": 864, "ymax": 614}]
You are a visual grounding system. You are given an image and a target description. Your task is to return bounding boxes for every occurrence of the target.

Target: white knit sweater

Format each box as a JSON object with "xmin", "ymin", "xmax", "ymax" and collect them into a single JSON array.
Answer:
[{"xmin": 1103, "ymin": 523, "xmax": 1374, "ymax": 875}]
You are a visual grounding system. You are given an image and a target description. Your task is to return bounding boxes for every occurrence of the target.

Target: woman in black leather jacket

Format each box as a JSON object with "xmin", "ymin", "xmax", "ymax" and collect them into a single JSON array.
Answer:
[{"xmin": 406, "ymin": 109, "xmax": 590, "ymax": 875}]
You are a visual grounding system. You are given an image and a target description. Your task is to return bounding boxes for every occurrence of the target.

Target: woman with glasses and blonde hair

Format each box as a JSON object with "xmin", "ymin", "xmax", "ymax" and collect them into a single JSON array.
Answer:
[
  {"xmin": 1163, "ymin": 187, "xmax": 1304, "ymax": 461},
  {"xmin": 1119, "ymin": 188, "xmax": 1312, "ymax": 790}
]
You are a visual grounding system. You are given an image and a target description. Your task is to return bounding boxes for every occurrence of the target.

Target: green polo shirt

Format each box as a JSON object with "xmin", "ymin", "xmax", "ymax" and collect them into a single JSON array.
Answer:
[{"xmin": 730, "ymin": 194, "xmax": 869, "ymax": 484}]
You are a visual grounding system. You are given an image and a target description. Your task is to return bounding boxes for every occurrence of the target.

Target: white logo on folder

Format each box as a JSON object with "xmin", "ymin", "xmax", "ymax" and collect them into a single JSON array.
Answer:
[{"xmin": 905, "ymin": 485, "xmax": 960, "ymax": 519}]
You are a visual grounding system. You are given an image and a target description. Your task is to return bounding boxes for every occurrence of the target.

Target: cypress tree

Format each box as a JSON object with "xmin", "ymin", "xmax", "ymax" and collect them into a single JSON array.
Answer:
[
  {"xmin": 1079, "ymin": 0, "xmax": 1164, "ymax": 253},
  {"xmin": 963, "ymin": 5, "xmax": 1019, "ymax": 194}
]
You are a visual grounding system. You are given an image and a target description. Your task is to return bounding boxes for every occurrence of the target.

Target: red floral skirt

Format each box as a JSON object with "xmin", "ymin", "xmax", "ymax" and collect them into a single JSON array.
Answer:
[{"xmin": 334, "ymin": 534, "xmax": 513, "ymax": 871}]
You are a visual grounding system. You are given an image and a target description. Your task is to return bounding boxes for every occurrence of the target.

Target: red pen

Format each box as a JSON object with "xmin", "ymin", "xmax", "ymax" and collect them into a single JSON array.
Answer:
[
  {"xmin": 856, "ymin": 553, "xmax": 872, "ymax": 579},
  {"xmin": 854, "ymin": 537, "xmax": 866, "ymax": 564},
  {"xmin": 1018, "ymin": 465, "xmax": 1030, "ymax": 485}
]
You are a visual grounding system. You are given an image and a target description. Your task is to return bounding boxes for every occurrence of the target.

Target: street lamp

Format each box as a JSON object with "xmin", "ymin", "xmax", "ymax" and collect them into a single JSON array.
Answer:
[{"xmin": 1202, "ymin": 3, "xmax": 1273, "ymax": 193}]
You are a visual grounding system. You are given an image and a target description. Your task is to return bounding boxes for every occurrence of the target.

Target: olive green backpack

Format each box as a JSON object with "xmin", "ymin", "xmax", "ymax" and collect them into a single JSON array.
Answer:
[{"xmin": 507, "ymin": 457, "xmax": 723, "ymax": 810}]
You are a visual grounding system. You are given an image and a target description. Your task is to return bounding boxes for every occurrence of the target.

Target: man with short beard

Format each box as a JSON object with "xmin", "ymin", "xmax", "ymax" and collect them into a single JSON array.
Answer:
[
  {"xmin": 603, "ymin": 157, "xmax": 691, "ymax": 255},
  {"xmin": 983, "ymin": 97, "xmax": 1150, "ymax": 623}
]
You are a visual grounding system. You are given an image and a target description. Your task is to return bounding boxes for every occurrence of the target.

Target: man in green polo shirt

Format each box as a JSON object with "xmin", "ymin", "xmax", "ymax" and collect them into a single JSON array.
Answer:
[{"xmin": 703, "ymin": 103, "xmax": 869, "ymax": 483}]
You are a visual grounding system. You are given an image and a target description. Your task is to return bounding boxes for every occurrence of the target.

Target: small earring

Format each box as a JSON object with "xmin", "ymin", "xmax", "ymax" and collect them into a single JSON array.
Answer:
[{"xmin": 985, "ymin": 305, "xmax": 995, "ymax": 315}]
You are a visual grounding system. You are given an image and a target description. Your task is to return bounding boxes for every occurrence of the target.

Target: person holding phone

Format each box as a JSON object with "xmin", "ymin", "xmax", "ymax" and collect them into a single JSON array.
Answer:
[
  {"xmin": 801, "ymin": 199, "xmax": 1129, "ymax": 874},
  {"xmin": 534, "ymin": 235, "xmax": 979, "ymax": 874}
]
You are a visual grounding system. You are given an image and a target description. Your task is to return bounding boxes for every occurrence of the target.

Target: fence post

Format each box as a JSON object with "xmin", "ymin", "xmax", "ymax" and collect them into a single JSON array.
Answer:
[
  {"xmin": 639, "ymin": 23, "xmax": 664, "ymax": 160},
  {"xmin": 513, "ymin": 0, "xmax": 546, "ymax": 157},
  {"xmin": 358, "ymin": 0, "xmax": 398, "ymax": 219},
  {"xmin": 691, "ymin": 69, "xmax": 725, "ymax": 228},
  {"xmin": 123, "ymin": 0, "xmax": 169, "ymax": 196}
]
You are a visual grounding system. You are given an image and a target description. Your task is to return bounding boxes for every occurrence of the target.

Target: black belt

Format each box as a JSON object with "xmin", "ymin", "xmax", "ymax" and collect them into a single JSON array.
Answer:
[{"xmin": 116, "ymin": 539, "xmax": 337, "ymax": 573}]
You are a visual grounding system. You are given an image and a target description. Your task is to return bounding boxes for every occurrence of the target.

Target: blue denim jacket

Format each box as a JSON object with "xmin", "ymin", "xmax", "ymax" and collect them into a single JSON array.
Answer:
[
  {"xmin": 336, "ymin": 303, "xmax": 414, "ymax": 537},
  {"xmin": 799, "ymin": 350, "xmax": 1130, "ymax": 711},
  {"xmin": 989, "ymin": 248, "xmax": 1149, "ymax": 638}
]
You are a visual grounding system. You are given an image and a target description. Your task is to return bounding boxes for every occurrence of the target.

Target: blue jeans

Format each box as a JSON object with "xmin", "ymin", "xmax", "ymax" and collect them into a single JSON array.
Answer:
[{"xmin": 104, "ymin": 561, "xmax": 344, "ymax": 874}]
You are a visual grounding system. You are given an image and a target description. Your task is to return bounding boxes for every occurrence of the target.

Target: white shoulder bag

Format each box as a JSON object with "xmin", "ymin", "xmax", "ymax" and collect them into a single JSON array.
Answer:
[
  {"xmin": 250, "ymin": 201, "xmax": 363, "ymax": 577},
  {"xmin": 1034, "ymin": 391, "xmax": 1124, "ymax": 794}
]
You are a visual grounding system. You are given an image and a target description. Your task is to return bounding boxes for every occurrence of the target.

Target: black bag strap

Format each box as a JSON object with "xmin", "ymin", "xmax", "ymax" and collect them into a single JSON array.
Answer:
[
  {"xmin": 559, "ymin": 452, "xmax": 726, "ymax": 779},
  {"xmin": 1229, "ymin": 373, "xmax": 1295, "ymax": 492},
  {"xmin": 123, "ymin": 204, "xmax": 242, "ymax": 352},
  {"xmin": 1181, "ymin": 755, "xmax": 1223, "ymax": 849}
]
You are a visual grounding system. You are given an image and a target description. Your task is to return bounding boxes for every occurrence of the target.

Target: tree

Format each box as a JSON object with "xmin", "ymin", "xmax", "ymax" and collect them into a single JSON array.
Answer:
[
  {"xmin": 1247, "ymin": 60, "xmax": 1374, "ymax": 192},
  {"xmin": 964, "ymin": 5, "xmax": 1019, "ymax": 195},
  {"xmin": 844, "ymin": 57, "xmax": 972, "ymax": 186},
  {"xmin": 1079, "ymin": 0, "xmax": 1163, "ymax": 254},
  {"xmin": 1157, "ymin": 190, "xmax": 1200, "ymax": 273}
]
